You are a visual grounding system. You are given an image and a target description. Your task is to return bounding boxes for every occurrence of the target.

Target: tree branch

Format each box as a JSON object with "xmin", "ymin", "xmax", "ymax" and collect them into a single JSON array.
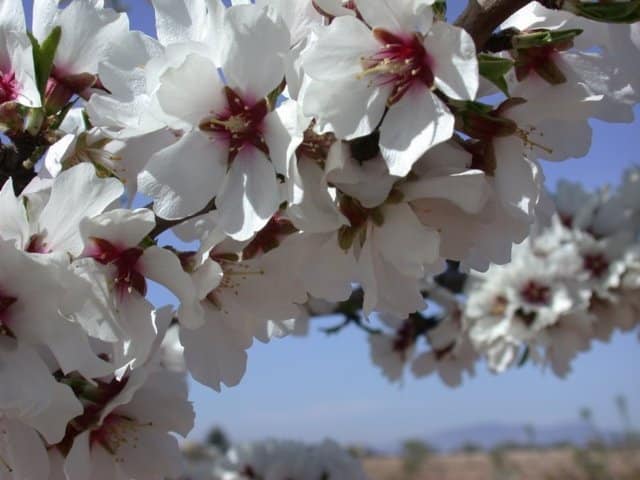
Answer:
[
  {"xmin": 148, "ymin": 198, "xmax": 217, "ymax": 239},
  {"xmin": 454, "ymin": 0, "xmax": 533, "ymax": 49}
]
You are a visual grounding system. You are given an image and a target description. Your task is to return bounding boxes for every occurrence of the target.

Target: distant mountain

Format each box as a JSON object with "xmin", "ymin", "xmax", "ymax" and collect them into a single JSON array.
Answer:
[{"xmin": 419, "ymin": 422, "xmax": 617, "ymax": 452}]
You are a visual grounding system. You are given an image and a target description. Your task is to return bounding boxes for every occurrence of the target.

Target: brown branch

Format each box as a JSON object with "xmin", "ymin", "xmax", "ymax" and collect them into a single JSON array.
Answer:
[
  {"xmin": 148, "ymin": 198, "xmax": 217, "ymax": 239},
  {"xmin": 454, "ymin": 0, "xmax": 534, "ymax": 49},
  {"xmin": 0, "ymin": 135, "xmax": 46, "ymax": 195}
]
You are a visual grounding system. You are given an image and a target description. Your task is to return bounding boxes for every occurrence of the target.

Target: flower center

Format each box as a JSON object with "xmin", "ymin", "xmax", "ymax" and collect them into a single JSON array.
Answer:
[
  {"xmin": 0, "ymin": 70, "xmax": 18, "ymax": 104},
  {"xmin": 86, "ymin": 237, "xmax": 147, "ymax": 297},
  {"xmin": 200, "ymin": 87, "xmax": 269, "ymax": 163},
  {"xmin": 358, "ymin": 29, "xmax": 434, "ymax": 106},
  {"xmin": 0, "ymin": 292, "xmax": 17, "ymax": 337},
  {"xmin": 519, "ymin": 280, "xmax": 551, "ymax": 305},
  {"xmin": 242, "ymin": 214, "xmax": 297, "ymax": 260},
  {"xmin": 91, "ymin": 414, "xmax": 152, "ymax": 457},
  {"xmin": 392, "ymin": 319, "xmax": 416, "ymax": 356},
  {"xmin": 205, "ymin": 256, "xmax": 265, "ymax": 312},
  {"xmin": 583, "ymin": 252, "xmax": 609, "ymax": 278},
  {"xmin": 26, "ymin": 234, "xmax": 53, "ymax": 254},
  {"xmin": 296, "ymin": 124, "xmax": 336, "ymax": 161}
]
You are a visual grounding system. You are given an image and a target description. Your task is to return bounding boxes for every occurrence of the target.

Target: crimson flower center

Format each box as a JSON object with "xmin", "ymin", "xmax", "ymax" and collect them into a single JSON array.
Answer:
[
  {"xmin": 392, "ymin": 320, "xmax": 416, "ymax": 355},
  {"xmin": 0, "ymin": 69, "xmax": 19, "ymax": 104},
  {"xmin": 360, "ymin": 29, "xmax": 434, "ymax": 106},
  {"xmin": 519, "ymin": 280, "xmax": 551, "ymax": 305},
  {"xmin": 583, "ymin": 252, "xmax": 609, "ymax": 278},
  {"xmin": 243, "ymin": 214, "xmax": 297, "ymax": 260},
  {"xmin": 0, "ymin": 293, "xmax": 17, "ymax": 318},
  {"xmin": 87, "ymin": 237, "xmax": 147, "ymax": 297},
  {"xmin": 200, "ymin": 86, "xmax": 269, "ymax": 163}
]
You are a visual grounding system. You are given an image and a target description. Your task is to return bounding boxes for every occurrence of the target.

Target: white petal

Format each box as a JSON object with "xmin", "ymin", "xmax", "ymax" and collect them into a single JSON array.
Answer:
[
  {"xmin": 401, "ymin": 170, "xmax": 490, "ymax": 214},
  {"xmin": 219, "ymin": 5, "xmax": 289, "ymax": 98},
  {"xmin": 302, "ymin": 16, "xmax": 377, "ymax": 81},
  {"xmin": 64, "ymin": 432, "xmax": 92, "ymax": 480},
  {"xmin": 428, "ymin": 22, "xmax": 478, "ymax": 100},
  {"xmin": 24, "ymin": 382, "xmax": 83, "ymax": 444},
  {"xmin": 141, "ymin": 246, "xmax": 205, "ymax": 329},
  {"xmin": 216, "ymin": 149, "xmax": 280, "ymax": 241},
  {"xmin": 380, "ymin": 88, "xmax": 454, "ymax": 176},
  {"xmin": 140, "ymin": 131, "xmax": 227, "ymax": 220},
  {"xmin": 180, "ymin": 315, "xmax": 251, "ymax": 391},
  {"xmin": 0, "ymin": 178, "xmax": 29, "ymax": 249},
  {"xmin": 156, "ymin": 53, "xmax": 226, "ymax": 128},
  {"xmin": 0, "ymin": 420, "xmax": 49, "ymax": 480},
  {"xmin": 80, "ymin": 208, "xmax": 155, "ymax": 248},
  {"xmin": 38, "ymin": 163, "xmax": 124, "ymax": 256},
  {"xmin": 301, "ymin": 76, "xmax": 389, "ymax": 140}
]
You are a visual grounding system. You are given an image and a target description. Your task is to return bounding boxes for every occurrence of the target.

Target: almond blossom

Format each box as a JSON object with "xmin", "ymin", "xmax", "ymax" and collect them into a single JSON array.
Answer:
[{"xmin": 301, "ymin": 0, "xmax": 478, "ymax": 176}]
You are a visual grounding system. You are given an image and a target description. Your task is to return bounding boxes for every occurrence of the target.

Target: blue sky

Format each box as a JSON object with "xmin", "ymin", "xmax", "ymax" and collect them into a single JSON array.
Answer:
[{"xmin": 21, "ymin": 0, "xmax": 640, "ymax": 448}]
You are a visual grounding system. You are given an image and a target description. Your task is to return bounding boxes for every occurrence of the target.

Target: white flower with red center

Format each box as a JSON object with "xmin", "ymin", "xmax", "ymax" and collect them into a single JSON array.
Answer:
[
  {"xmin": 62, "ymin": 366, "xmax": 194, "ymax": 480},
  {"xmin": 368, "ymin": 314, "xmax": 418, "ymax": 383},
  {"xmin": 301, "ymin": 0, "xmax": 478, "ymax": 176},
  {"xmin": 140, "ymin": 4, "xmax": 294, "ymax": 240},
  {"xmin": 0, "ymin": 0, "xmax": 40, "ymax": 108},
  {"xmin": 0, "ymin": 163, "xmax": 123, "ymax": 256},
  {"xmin": 179, "ymin": 236, "xmax": 307, "ymax": 391},
  {"xmin": 30, "ymin": 0, "xmax": 130, "ymax": 109},
  {"xmin": 502, "ymin": 3, "xmax": 638, "ymax": 121},
  {"xmin": 73, "ymin": 209, "xmax": 204, "ymax": 364}
]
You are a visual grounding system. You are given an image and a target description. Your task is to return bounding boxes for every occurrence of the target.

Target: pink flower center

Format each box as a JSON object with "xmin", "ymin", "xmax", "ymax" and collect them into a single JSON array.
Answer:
[
  {"xmin": 86, "ymin": 237, "xmax": 147, "ymax": 297},
  {"xmin": 583, "ymin": 252, "xmax": 609, "ymax": 278},
  {"xmin": 200, "ymin": 87, "xmax": 269, "ymax": 163},
  {"xmin": 26, "ymin": 234, "xmax": 53, "ymax": 254},
  {"xmin": 0, "ymin": 69, "xmax": 19, "ymax": 104},
  {"xmin": 91, "ymin": 414, "xmax": 151, "ymax": 457},
  {"xmin": 519, "ymin": 280, "xmax": 551, "ymax": 305},
  {"xmin": 359, "ymin": 29, "xmax": 434, "ymax": 106}
]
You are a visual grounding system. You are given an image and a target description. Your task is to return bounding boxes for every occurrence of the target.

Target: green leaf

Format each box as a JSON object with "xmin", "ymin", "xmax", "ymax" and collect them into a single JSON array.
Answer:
[
  {"xmin": 478, "ymin": 54, "xmax": 514, "ymax": 96},
  {"xmin": 30, "ymin": 26, "xmax": 62, "ymax": 98},
  {"xmin": 567, "ymin": 0, "xmax": 640, "ymax": 23},
  {"xmin": 433, "ymin": 0, "xmax": 447, "ymax": 20}
]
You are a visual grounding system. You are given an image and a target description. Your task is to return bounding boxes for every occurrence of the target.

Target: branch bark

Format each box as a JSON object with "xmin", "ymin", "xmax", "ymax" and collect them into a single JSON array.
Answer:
[{"xmin": 454, "ymin": 0, "xmax": 533, "ymax": 49}]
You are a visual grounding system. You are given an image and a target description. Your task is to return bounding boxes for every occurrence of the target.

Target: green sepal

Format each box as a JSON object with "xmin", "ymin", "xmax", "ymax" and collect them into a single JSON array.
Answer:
[
  {"xmin": 432, "ymin": 0, "xmax": 447, "ymax": 20},
  {"xmin": 533, "ymin": 59, "xmax": 567, "ymax": 85},
  {"xmin": 338, "ymin": 225, "xmax": 357, "ymax": 251},
  {"xmin": 513, "ymin": 28, "xmax": 583, "ymax": 50},
  {"xmin": 29, "ymin": 26, "xmax": 62, "ymax": 99},
  {"xmin": 453, "ymin": 99, "xmax": 521, "ymax": 140},
  {"xmin": 567, "ymin": 0, "xmax": 640, "ymax": 23},
  {"xmin": 478, "ymin": 54, "xmax": 514, "ymax": 96}
]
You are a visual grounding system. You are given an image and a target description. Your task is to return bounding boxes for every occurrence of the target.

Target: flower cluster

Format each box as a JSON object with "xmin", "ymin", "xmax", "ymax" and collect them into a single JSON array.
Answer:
[
  {"xmin": 0, "ymin": 0, "xmax": 638, "ymax": 476},
  {"xmin": 178, "ymin": 439, "xmax": 369, "ymax": 480},
  {"xmin": 466, "ymin": 166, "xmax": 640, "ymax": 377},
  {"xmin": 357, "ymin": 167, "xmax": 640, "ymax": 385}
]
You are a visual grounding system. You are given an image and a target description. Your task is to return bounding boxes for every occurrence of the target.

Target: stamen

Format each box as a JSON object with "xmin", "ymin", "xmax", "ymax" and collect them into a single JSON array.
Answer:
[{"xmin": 516, "ymin": 127, "xmax": 554, "ymax": 155}]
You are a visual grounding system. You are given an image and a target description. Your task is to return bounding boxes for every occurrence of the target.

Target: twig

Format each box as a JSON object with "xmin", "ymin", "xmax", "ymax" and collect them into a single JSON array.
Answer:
[{"xmin": 454, "ymin": 0, "xmax": 534, "ymax": 49}]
